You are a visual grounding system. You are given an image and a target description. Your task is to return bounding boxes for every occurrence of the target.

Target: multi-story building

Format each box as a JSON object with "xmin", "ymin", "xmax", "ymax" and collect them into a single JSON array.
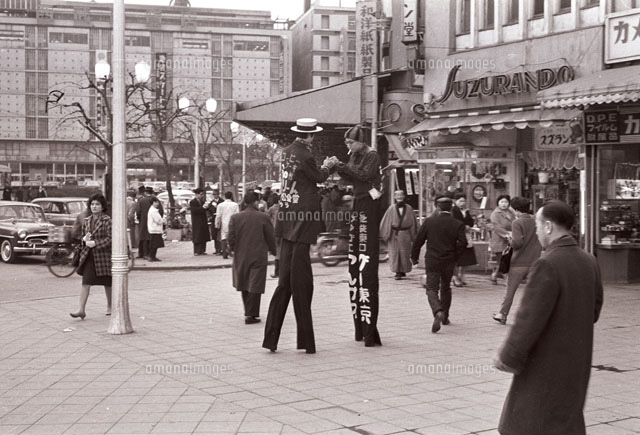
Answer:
[
  {"xmin": 0, "ymin": 0, "xmax": 291, "ymax": 185},
  {"xmin": 401, "ymin": 0, "xmax": 640, "ymax": 282},
  {"xmin": 290, "ymin": 0, "xmax": 356, "ymax": 91}
]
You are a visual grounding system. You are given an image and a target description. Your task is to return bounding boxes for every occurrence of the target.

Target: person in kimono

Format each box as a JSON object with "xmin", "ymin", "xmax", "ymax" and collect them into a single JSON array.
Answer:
[{"xmin": 380, "ymin": 190, "xmax": 418, "ymax": 280}]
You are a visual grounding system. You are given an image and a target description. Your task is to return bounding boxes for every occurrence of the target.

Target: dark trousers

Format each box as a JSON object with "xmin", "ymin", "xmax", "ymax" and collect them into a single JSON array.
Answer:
[
  {"xmin": 148, "ymin": 246, "xmax": 158, "ymax": 260},
  {"xmin": 348, "ymin": 196, "xmax": 381, "ymax": 346},
  {"xmin": 263, "ymin": 239, "xmax": 315, "ymax": 353},
  {"xmin": 138, "ymin": 239, "xmax": 149, "ymax": 258},
  {"xmin": 242, "ymin": 292, "xmax": 262, "ymax": 318},
  {"xmin": 221, "ymin": 239, "xmax": 229, "ymax": 258},
  {"xmin": 210, "ymin": 226, "xmax": 221, "ymax": 253},
  {"xmin": 193, "ymin": 241, "xmax": 207, "ymax": 255},
  {"xmin": 425, "ymin": 257, "xmax": 456, "ymax": 318}
]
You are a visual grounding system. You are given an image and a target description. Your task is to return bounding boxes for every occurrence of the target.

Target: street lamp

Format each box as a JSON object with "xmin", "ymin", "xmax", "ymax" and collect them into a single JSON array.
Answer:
[{"xmin": 179, "ymin": 97, "xmax": 217, "ymax": 189}]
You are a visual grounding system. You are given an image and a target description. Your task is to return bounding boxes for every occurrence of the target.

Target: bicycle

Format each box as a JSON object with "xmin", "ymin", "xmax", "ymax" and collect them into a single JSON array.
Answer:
[{"xmin": 46, "ymin": 226, "xmax": 135, "ymax": 278}]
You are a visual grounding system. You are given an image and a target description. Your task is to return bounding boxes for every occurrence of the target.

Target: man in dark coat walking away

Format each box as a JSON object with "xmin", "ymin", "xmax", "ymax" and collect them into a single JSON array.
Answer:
[
  {"xmin": 228, "ymin": 192, "xmax": 277, "ymax": 324},
  {"xmin": 495, "ymin": 200, "xmax": 603, "ymax": 435},
  {"xmin": 262, "ymin": 118, "xmax": 337, "ymax": 354},
  {"xmin": 190, "ymin": 188, "xmax": 211, "ymax": 255},
  {"xmin": 411, "ymin": 197, "xmax": 467, "ymax": 333}
]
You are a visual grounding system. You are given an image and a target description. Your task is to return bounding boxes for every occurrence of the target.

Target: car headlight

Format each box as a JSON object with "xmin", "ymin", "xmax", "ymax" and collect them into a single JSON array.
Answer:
[{"xmin": 18, "ymin": 229, "xmax": 28, "ymax": 239}]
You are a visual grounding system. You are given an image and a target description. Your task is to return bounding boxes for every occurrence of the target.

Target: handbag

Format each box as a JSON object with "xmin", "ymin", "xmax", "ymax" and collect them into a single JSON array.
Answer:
[
  {"xmin": 498, "ymin": 245, "xmax": 513, "ymax": 274},
  {"xmin": 71, "ymin": 244, "xmax": 81, "ymax": 268}
]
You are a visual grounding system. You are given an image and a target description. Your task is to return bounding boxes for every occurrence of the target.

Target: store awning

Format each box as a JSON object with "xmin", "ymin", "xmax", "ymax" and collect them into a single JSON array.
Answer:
[
  {"xmin": 521, "ymin": 150, "xmax": 583, "ymax": 170},
  {"xmin": 538, "ymin": 66, "xmax": 640, "ymax": 108},
  {"xmin": 386, "ymin": 134, "xmax": 417, "ymax": 162},
  {"xmin": 405, "ymin": 107, "xmax": 581, "ymax": 135}
]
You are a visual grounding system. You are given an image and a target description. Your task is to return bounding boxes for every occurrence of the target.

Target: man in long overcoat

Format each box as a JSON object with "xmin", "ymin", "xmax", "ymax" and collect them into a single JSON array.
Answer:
[
  {"xmin": 189, "ymin": 188, "xmax": 211, "ymax": 255},
  {"xmin": 262, "ymin": 118, "xmax": 336, "ymax": 354},
  {"xmin": 380, "ymin": 190, "xmax": 418, "ymax": 280},
  {"xmin": 495, "ymin": 200, "xmax": 603, "ymax": 435},
  {"xmin": 135, "ymin": 187, "xmax": 153, "ymax": 258},
  {"xmin": 228, "ymin": 192, "xmax": 277, "ymax": 324}
]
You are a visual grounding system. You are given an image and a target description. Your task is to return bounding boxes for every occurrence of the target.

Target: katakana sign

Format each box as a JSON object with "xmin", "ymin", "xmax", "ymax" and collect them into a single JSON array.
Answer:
[
  {"xmin": 355, "ymin": 1, "xmax": 377, "ymax": 77},
  {"xmin": 402, "ymin": 0, "xmax": 418, "ymax": 43},
  {"xmin": 605, "ymin": 10, "xmax": 640, "ymax": 64}
]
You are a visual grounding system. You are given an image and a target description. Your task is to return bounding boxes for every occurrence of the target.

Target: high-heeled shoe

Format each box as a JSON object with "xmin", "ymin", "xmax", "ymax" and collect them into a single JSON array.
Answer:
[
  {"xmin": 70, "ymin": 312, "xmax": 86, "ymax": 320},
  {"xmin": 452, "ymin": 277, "xmax": 463, "ymax": 287}
]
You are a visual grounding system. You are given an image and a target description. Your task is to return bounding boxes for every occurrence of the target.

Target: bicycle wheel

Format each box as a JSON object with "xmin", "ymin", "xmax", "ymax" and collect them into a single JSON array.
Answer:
[{"xmin": 46, "ymin": 244, "xmax": 77, "ymax": 278}]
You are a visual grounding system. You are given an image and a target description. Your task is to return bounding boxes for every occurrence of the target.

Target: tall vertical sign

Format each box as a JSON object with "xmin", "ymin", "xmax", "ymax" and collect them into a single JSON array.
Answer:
[
  {"xmin": 355, "ymin": 1, "xmax": 377, "ymax": 77},
  {"xmin": 155, "ymin": 53, "xmax": 167, "ymax": 107},
  {"xmin": 402, "ymin": 0, "xmax": 418, "ymax": 43}
]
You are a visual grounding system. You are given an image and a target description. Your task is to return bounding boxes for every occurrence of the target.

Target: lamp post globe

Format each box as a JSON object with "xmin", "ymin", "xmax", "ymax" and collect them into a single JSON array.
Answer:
[{"xmin": 134, "ymin": 60, "xmax": 151, "ymax": 84}]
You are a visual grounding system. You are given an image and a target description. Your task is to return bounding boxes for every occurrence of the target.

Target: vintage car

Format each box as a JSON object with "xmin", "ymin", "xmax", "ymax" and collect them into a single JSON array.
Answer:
[
  {"xmin": 0, "ymin": 201, "xmax": 54, "ymax": 263},
  {"xmin": 32, "ymin": 197, "xmax": 86, "ymax": 226}
]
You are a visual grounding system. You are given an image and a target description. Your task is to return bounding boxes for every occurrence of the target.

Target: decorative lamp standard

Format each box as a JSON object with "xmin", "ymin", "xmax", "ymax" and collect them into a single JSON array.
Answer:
[
  {"xmin": 179, "ymin": 97, "xmax": 217, "ymax": 189},
  {"xmin": 108, "ymin": 0, "xmax": 133, "ymax": 334}
]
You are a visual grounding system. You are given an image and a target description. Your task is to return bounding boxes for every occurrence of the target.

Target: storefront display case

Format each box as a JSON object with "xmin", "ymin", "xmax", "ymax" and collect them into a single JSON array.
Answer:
[
  {"xmin": 594, "ymin": 151, "xmax": 640, "ymax": 283},
  {"xmin": 416, "ymin": 146, "xmax": 515, "ymax": 272}
]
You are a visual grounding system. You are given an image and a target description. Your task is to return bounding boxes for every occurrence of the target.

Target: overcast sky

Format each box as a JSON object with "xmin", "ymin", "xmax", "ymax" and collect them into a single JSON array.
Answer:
[{"xmin": 64, "ymin": 0, "xmax": 355, "ymax": 21}]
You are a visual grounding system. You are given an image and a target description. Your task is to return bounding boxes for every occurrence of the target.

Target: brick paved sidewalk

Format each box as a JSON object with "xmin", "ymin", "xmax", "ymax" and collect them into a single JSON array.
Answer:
[{"xmin": 1, "ymin": 266, "xmax": 639, "ymax": 434}]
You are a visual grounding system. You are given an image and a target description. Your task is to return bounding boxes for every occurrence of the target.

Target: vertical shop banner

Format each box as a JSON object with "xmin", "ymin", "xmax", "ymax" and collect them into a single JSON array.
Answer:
[
  {"xmin": 402, "ymin": 0, "xmax": 418, "ymax": 43},
  {"xmin": 605, "ymin": 10, "xmax": 640, "ymax": 64},
  {"xmin": 404, "ymin": 169, "xmax": 413, "ymax": 195},
  {"xmin": 155, "ymin": 53, "xmax": 167, "ymax": 108},
  {"xmin": 584, "ymin": 111, "xmax": 619, "ymax": 143},
  {"xmin": 411, "ymin": 170, "xmax": 419, "ymax": 193},
  {"xmin": 392, "ymin": 168, "xmax": 399, "ymax": 192},
  {"xmin": 355, "ymin": 1, "xmax": 377, "ymax": 76}
]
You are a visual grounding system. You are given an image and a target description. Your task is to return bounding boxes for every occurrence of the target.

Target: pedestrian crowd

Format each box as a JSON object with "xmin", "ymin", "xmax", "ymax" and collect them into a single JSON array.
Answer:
[{"xmin": 65, "ymin": 117, "xmax": 604, "ymax": 435}]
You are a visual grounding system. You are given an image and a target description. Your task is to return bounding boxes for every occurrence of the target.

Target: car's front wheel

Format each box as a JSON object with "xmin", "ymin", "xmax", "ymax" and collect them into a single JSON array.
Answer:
[{"xmin": 0, "ymin": 239, "xmax": 17, "ymax": 263}]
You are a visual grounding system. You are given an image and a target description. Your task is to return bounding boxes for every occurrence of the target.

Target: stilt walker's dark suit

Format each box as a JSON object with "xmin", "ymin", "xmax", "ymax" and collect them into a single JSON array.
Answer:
[{"xmin": 262, "ymin": 138, "xmax": 330, "ymax": 353}]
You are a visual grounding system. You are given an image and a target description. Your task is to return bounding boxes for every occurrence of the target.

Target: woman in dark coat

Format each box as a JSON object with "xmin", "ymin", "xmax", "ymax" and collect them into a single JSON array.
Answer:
[
  {"xmin": 190, "ymin": 188, "xmax": 211, "ymax": 255},
  {"xmin": 70, "ymin": 193, "xmax": 112, "ymax": 319},
  {"xmin": 451, "ymin": 193, "xmax": 477, "ymax": 287},
  {"xmin": 228, "ymin": 193, "xmax": 277, "ymax": 324}
]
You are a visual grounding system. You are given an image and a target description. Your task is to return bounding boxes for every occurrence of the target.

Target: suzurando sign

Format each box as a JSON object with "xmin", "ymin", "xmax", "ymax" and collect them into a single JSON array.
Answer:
[{"xmin": 434, "ymin": 65, "xmax": 575, "ymax": 104}]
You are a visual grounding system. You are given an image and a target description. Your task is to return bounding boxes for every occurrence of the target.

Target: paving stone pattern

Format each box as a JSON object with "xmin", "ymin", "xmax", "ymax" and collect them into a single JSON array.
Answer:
[{"xmin": 1, "ymin": 262, "xmax": 639, "ymax": 434}]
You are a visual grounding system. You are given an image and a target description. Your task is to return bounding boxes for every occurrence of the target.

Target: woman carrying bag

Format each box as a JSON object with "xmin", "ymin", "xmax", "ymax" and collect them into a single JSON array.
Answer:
[
  {"xmin": 70, "ymin": 193, "xmax": 112, "ymax": 320},
  {"xmin": 489, "ymin": 195, "xmax": 516, "ymax": 285},
  {"xmin": 492, "ymin": 197, "xmax": 542, "ymax": 325}
]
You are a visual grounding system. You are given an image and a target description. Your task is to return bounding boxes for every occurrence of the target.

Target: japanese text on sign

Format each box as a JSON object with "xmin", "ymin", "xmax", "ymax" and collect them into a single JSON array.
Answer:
[
  {"xmin": 402, "ymin": 0, "xmax": 418, "ymax": 43},
  {"xmin": 605, "ymin": 10, "xmax": 640, "ymax": 64},
  {"xmin": 356, "ymin": 1, "xmax": 377, "ymax": 76}
]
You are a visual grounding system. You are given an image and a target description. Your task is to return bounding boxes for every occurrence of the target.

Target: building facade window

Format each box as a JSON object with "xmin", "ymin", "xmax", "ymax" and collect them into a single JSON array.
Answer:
[
  {"xmin": 321, "ymin": 56, "xmax": 329, "ymax": 70},
  {"xmin": 507, "ymin": 0, "xmax": 519, "ymax": 23},
  {"xmin": 533, "ymin": 0, "xmax": 544, "ymax": 17},
  {"xmin": 348, "ymin": 15, "xmax": 355, "ymax": 30},
  {"xmin": 559, "ymin": 0, "xmax": 572, "ymax": 11},
  {"xmin": 612, "ymin": 0, "xmax": 639, "ymax": 11},
  {"xmin": 458, "ymin": 0, "xmax": 471, "ymax": 34},
  {"xmin": 320, "ymin": 76, "xmax": 329, "ymax": 87},
  {"xmin": 481, "ymin": 0, "xmax": 494, "ymax": 29},
  {"xmin": 321, "ymin": 35, "xmax": 329, "ymax": 49},
  {"xmin": 347, "ymin": 37, "xmax": 356, "ymax": 51},
  {"xmin": 321, "ymin": 15, "xmax": 330, "ymax": 29}
]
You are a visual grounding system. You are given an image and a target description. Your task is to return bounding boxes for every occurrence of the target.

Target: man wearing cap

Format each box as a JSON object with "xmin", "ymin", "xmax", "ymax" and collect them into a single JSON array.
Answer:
[
  {"xmin": 263, "ymin": 118, "xmax": 337, "ymax": 354},
  {"xmin": 411, "ymin": 196, "xmax": 467, "ymax": 333},
  {"xmin": 333, "ymin": 124, "xmax": 383, "ymax": 347},
  {"xmin": 190, "ymin": 188, "xmax": 211, "ymax": 256}
]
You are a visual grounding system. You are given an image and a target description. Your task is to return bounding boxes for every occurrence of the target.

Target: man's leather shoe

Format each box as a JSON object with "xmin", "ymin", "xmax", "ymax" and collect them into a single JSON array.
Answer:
[
  {"xmin": 245, "ymin": 317, "xmax": 261, "ymax": 324},
  {"xmin": 432, "ymin": 311, "xmax": 444, "ymax": 333},
  {"xmin": 305, "ymin": 349, "xmax": 316, "ymax": 354},
  {"xmin": 442, "ymin": 316, "xmax": 450, "ymax": 325}
]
